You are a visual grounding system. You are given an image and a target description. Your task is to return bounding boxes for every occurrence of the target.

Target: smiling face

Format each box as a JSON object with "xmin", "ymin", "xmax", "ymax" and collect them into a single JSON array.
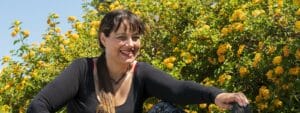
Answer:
[{"xmin": 100, "ymin": 20, "xmax": 141, "ymax": 65}]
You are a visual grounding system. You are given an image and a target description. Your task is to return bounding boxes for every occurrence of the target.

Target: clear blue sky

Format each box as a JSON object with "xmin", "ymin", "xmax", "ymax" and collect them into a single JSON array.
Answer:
[{"xmin": 0, "ymin": 0, "xmax": 83, "ymax": 67}]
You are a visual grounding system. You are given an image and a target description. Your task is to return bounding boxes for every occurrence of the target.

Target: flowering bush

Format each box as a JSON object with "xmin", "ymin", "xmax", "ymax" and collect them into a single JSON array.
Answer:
[{"xmin": 0, "ymin": 0, "xmax": 299, "ymax": 113}]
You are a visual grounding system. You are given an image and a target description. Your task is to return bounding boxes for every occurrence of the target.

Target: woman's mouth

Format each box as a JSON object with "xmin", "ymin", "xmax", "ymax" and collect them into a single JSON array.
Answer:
[{"xmin": 120, "ymin": 49, "xmax": 134, "ymax": 58}]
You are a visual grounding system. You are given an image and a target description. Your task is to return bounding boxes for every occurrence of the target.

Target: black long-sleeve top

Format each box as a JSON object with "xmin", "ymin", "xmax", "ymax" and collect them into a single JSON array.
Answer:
[{"xmin": 27, "ymin": 58, "xmax": 223, "ymax": 113}]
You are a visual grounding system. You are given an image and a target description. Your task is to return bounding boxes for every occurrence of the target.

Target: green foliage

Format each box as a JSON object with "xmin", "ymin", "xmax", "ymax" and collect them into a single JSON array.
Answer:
[{"xmin": 0, "ymin": 0, "xmax": 299, "ymax": 112}]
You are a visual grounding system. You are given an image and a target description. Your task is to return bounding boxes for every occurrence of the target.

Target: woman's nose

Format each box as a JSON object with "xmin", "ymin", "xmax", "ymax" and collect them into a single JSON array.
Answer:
[{"xmin": 125, "ymin": 38, "xmax": 134, "ymax": 46}]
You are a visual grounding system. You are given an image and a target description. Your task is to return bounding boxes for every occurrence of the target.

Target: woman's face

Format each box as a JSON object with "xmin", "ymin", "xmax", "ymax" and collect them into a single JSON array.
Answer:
[{"xmin": 100, "ymin": 21, "xmax": 141, "ymax": 65}]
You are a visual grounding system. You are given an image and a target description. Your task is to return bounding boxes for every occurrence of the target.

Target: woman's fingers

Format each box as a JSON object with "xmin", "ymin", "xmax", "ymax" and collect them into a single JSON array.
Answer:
[{"xmin": 215, "ymin": 92, "xmax": 249, "ymax": 109}]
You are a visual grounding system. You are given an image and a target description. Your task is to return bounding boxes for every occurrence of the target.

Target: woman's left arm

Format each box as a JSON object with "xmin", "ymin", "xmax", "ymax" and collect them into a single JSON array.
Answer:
[{"xmin": 139, "ymin": 62, "xmax": 223, "ymax": 105}]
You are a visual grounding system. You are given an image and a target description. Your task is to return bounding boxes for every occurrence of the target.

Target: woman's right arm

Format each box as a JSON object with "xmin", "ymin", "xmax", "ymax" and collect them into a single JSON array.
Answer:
[{"xmin": 27, "ymin": 59, "xmax": 87, "ymax": 113}]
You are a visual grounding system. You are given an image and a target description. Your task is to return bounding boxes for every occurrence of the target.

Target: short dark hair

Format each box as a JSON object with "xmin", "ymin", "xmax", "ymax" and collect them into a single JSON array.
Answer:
[{"xmin": 99, "ymin": 9, "xmax": 145, "ymax": 48}]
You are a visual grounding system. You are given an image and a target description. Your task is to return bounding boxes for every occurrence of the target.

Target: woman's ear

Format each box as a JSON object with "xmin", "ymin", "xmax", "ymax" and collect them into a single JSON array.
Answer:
[{"xmin": 99, "ymin": 32, "xmax": 106, "ymax": 47}]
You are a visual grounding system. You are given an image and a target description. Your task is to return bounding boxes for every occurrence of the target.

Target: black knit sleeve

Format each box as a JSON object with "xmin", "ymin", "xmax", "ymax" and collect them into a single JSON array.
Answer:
[
  {"xmin": 27, "ymin": 58, "xmax": 88, "ymax": 113},
  {"xmin": 138, "ymin": 62, "xmax": 224, "ymax": 105}
]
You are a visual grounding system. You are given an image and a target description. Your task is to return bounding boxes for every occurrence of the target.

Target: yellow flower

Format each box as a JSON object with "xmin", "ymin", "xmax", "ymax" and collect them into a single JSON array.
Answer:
[
  {"xmin": 21, "ymin": 30, "xmax": 30, "ymax": 38},
  {"xmin": 217, "ymin": 73, "xmax": 231, "ymax": 84},
  {"xmin": 252, "ymin": 9, "xmax": 265, "ymax": 17},
  {"xmin": 171, "ymin": 36, "xmax": 177, "ymax": 44},
  {"xmin": 296, "ymin": 9, "xmax": 300, "ymax": 15},
  {"xmin": 70, "ymin": 33, "xmax": 79, "ymax": 40},
  {"xmin": 267, "ymin": 46, "xmax": 276, "ymax": 54},
  {"xmin": 63, "ymin": 39, "xmax": 70, "ymax": 45},
  {"xmin": 67, "ymin": 16, "xmax": 77, "ymax": 22},
  {"xmin": 221, "ymin": 27, "xmax": 230, "ymax": 36},
  {"xmin": 208, "ymin": 57, "xmax": 217, "ymax": 65},
  {"xmin": 163, "ymin": 56, "xmax": 176, "ymax": 64},
  {"xmin": 232, "ymin": 22, "xmax": 244, "ymax": 31},
  {"xmin": 296, "ymin": 48, "xmax": 300, "ymax": 60},
  {"xmin": 230, "ymin": 9, "xmax": 246, "ymax": 21},
  {"xmin": 259, "ymin": 86, "xmax": 270, "ymax": 99},
  {"xmin": 165, "ymin": 62, "xmax": 174, "ymax": 69},
  {"xmin": 258, "ymin": 41, "xmax": 264, "ymax": 51},
  {"xmin": 239, "ymin": 66, "xmax": 249, "ymax": 77},
  {"xmin": 274, "ymin": 66, "xmax": 284, "ymax": 75},
  {"xmin": 55, "ymin": 27, "xmax": 61, "ymax": 33},
  {"xmin": 11, "ymin": 30, "xmax": 17, "ymax": 37},
  {"xmin": 295, "ymin": 21, "xmax": 300, "ymax": 30},
  {"xmin": 258, "ymin": 102, "xmax": 268, "ymax": 110},
  {"xmin": 98, "ymin": 4, "xmax": 105, "ymax": 11},
  {"xmin": 282, "ymin": 45, "xmax": 289, "ymax": 57},
  {"xmin": 252, "ymin": 0, "xmax": 262, "ymax": 3},
  {"xmin": 199, "ymin": 103, "xmax": 207, "ymax": 109},
  {"xmin": 252, "ymin": 53, "xmax": 262, "ymax": 68},
  {"xmin": 74, "ymin": 22, "xmax": 83, "ymax": 30},
  {"xmin": 273, "ymin": 98, "xmax": 283, "ymax": 108},
  {"xmin": 294, "ymin": 0, "xmax": 300, "ymax": 5},
  {"xmin": 265, "ymin": 70, "xmax": 274, "ymax": 81},
  {"xmin": 217, "ymin": 44, "xmax": 228, "ymax": 56},
  {"xmin": 90, "ymin": 21, "xmax": 100, "ymax": 28},
  {"xmin": 29, "ymin": 50, "xmax": 35, "ymax": 58},
  {"xmin": 14, "ymin": 20, "xmax": 21, "ymax": 25},
  {"xmin": 272, "ymin": 56, "xmax": 282, "ymax": 65},
  {"xmin": 2, "ymin": 56, "xmax": 11, "ymax": 62},
  {"xmin": 218, "ymin": 55, "xmax": 225, "ymax": 63},
  {"xmin": 90, "ymin": 28, "xmax": 97, "ymax": 36},
  {"xmin": 278, "ymin": 0, "xmax": 283, "ymax": 7},
  {"xmin": 289, "ymin": 66, "xmax": 300, "ymax": 76}
]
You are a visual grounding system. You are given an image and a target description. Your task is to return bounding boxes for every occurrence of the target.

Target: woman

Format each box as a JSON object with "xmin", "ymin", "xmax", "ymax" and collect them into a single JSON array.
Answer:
[{"xmin": 27, "ymin": 9, "xmax": 249, "ymax": 113}]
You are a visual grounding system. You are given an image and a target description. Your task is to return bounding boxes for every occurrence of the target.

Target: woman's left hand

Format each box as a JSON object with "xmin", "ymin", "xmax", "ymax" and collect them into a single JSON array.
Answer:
[{"xmin": 214, "ymin": 92, "xmax": 249, "ymax": 109}]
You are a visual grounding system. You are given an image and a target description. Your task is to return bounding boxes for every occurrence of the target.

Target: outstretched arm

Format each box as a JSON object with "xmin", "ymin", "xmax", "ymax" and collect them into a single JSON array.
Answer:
[{"xmin": 138, "ymin": 62, "xmax": 223, "ymax": 105}]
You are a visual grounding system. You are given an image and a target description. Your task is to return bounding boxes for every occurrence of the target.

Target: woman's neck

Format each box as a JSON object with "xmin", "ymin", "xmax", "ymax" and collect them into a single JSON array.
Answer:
[{"xmin": 105, "ymin": 56, "xmax": 130, "ymax": 81}]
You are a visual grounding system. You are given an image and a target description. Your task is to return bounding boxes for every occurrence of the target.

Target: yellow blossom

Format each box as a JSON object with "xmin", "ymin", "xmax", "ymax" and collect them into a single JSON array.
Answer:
[
  {"xmin": 230, "ymin": 9, "xmax": 246, "ymax": 21},
  {"xmin": 98, "ymin": 4, "xmax": 105, "ymax": 11},
  {"xmin": 259, "ymin": 86, "xmax": 270, "ymax": 99},
  {"xmin": 14, "ymin": 20, "xmax": 21, "ymax": 25},
  {"xmin": 217, "ymin": 44, "xmax": 228, "ymax": 56},
  {"xmin": 252, "ymin": 9, "xmax": 265, "ymax": 17},
  {"xmin": 90, "ymin": 21, "xmax": 100, "ymax": 28},
  {"xmin": 55, "ymin": 27, "xmax": 61, "ymax": 33},
  {"xmin": 258, "ymin": 102, "xmax": 268, "ymax": 110},
  {"xmin": 11, "ymin": 30, "xmax": 17, "ymax": 37},
  {"xmin": 171, "ymin": 36, "xmax": 177, "ymax": 44},
  {"xmin": 217, "ymin": 73, "xmax": 231, "ymax": 84},
  {"xmin": 295, "ymin": 21, "xmax": 300, "ymax": 30},
  {"xmin": 296, "ymin": 9, "xmax": 300, "ymax": 15},
  {"xmin": 296, "ymin": 48, "xmax": 300, "ymax": 59},
  {"xmin": 21, "ymin": 30, "xmax": 30, "ymax": 38},
  {"xmin": 258, "ymin": 41, "xmax": 264, "ymax": 51},
  {"xmin": 267, "ymin": 46, "xmax": 276, "ymax": 54},
  {"xmin": 208, "ymin": 57, "xmax": 217, "ymax": 65},
  {"xmin": 278, "ymin": 0, "xmax": 283, "ymax": 7},
  {"xmin": 282, "ymin": 45, "xmax": 289, "ymax": 57},
  {"xmin": 274, "ymin": 66, "xmax": 284, "ymax": 75},
  {"xmin": 165, "ymin": 62, "xmax": 174, "ymax": 69},
  {"xmin": 90, "ymin": 28, "xmax": 97, "ymax": 36},
  {"xmin": 70, "ymin": 33, "xmax": 79, "ymax": 40},
  {"xmin": 218, "ymin": 55, "xmax": 225, "ymax": 63},
  {"xmin": 74, "ymin": 22, "xmax": 83, "ymax": 30},
  {"xmin": 252, "ymin": 53, "xmax": 261, "ymax": 68},
  {"xmin": 265, "ymin": 70, "xmax": 274, "ymax": 81},
  {"xmin": 289, "ymin": 66, "xmax": 300, "ymax": 76},
  {"xmin": 252, "ymin": 0, "xmax": 262, "ymax": 4},
  {"xmin": 294, "ymin": 0, "xmax": 300, "ymax": 5},
  {"xmin": 232, "ymin": 22, "xmax": 244, "ymax": 31},
  {"xmin": 239, "ymin": 66, "xmax": 249, "ymax": 77},
  {"xmin": 67, "ymin": 16, "xmax": 77, "ymax": 22},
  {"xmin": 63, "ymin": 39, "xmax": 70, "ymax": 45},
  {"xmin": 272, "ymin": 56, "xmax": 282, "ymax": 65},
  {"xmin": 221, "ymin": 27, "xmax": 230, "ymax": 36},
  {"xmin": 273, "ymin": 98, "xmax": 283, "ymax": 108},
  {"xmin": 199, "ymin": 103, "xmax": 207, "ymax": 109},
  {"xmin": 2, "ymin": 56, "xmax": 11, "ymax": 62}
]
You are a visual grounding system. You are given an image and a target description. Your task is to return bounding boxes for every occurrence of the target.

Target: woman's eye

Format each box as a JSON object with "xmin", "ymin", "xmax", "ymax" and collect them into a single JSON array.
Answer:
[
  {"xmin": 116, "ymin": 36, "xmax": 127, "ymax": 40},
  {"xmin": 132, "ymin": 36, "xmax": 140, "ymax": 41}
]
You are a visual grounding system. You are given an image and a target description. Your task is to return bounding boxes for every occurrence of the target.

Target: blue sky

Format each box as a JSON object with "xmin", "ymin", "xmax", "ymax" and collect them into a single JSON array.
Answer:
[{"xmin": 0, "ymin": 0, "xmax": 84, "ymax": 67}]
